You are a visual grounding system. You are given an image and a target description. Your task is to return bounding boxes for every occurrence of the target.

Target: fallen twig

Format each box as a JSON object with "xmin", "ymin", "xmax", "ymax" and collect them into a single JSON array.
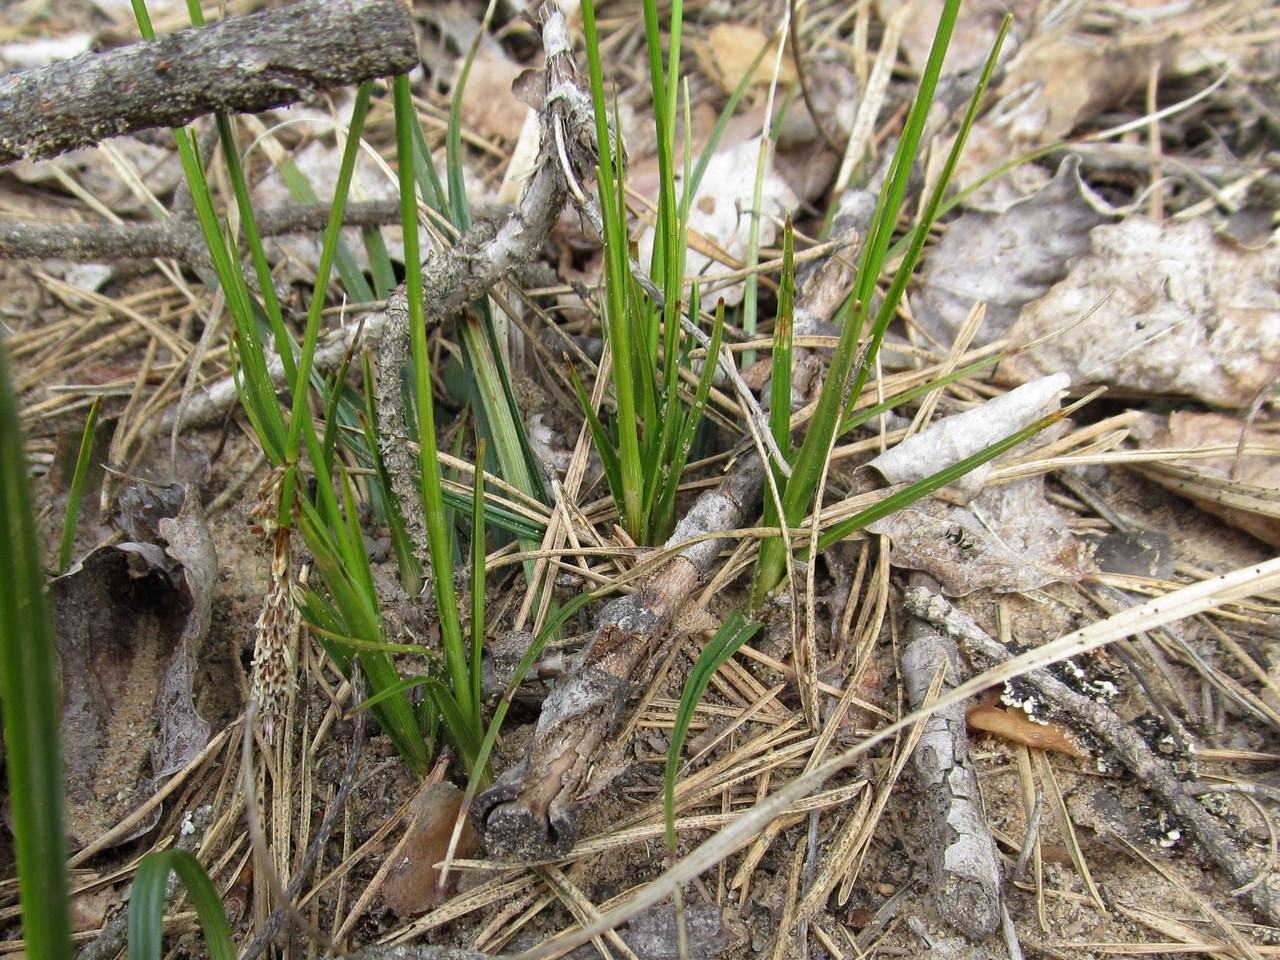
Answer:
[
  {"xmin": 902, "ymin": 584, "xmax": 1280, "ymax": 929},
  {"xmin": 0, "ymin": 0, "xmax": 416, "ymax": 165},
  {"xmin": 902, "ymin": 571, "xmax": 1003, "ymax": 939},
  {"xmin": 0, "ymin": 199, "xmax": 402, "ymax": 269}
]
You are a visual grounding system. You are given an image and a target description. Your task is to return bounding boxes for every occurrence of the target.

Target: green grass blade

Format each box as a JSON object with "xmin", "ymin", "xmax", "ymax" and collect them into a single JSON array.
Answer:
[
  {"xmin": 769, "ymin": 220, "xmax": 795, "ymax": 459},
  {"xmin": 394, "ymin": 73, "xmax": 471, "ymax": 761},
  {"xmin": 0, "ymin": 342, "xmax": 71, "ymax": 960},
  {"xmin": 470, "ymin": 440, "xmax": 487, "ymax": 730},
  {"xmin": 651, "ymin": 299, "xmax": 725, "ymax": 541},
  {"xmin": 58, "ymin": 395, "xmax": 103, "ymax": 575},
  {"xmin": 665, "ymin": 614, "xmax": 760, "ymax": 855},
  {"xmin": 213, "ymin": 115, "xmax": 295, "ymax": 386},
  {"xmin": 568, "ymin": 359, "xmax": 625, "ymax": 520},
  {"xmin": 128, "ymin": 850, "xmax": 235, "ymax": 960},
  {"xmin": 284, "ymin": 82, "xmax": 373, "ymax": 462},
  {"xmin": 843, "ymin": 14, "xmax": 1010, "ymax": 420},
  {"xmin": 582, "ymin": 0, "xmax": 645, "ymax": 541}
]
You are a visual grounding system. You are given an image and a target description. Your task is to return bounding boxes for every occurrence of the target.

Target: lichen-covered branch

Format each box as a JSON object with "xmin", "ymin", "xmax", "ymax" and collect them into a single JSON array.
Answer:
[
  {"xmin": 0, "ymin": 0, "xmax": 416, "ymax": 165},
  {"xmin": 903, "ymin": 585, "xmax": 1280, "ymax": 929}
]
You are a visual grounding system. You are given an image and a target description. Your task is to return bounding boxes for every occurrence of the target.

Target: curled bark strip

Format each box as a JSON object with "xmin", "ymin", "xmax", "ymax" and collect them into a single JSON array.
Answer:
[
  {"xmin": 474, "ymin": 455, "xmax": 767, "ymax": 860},
  {"xmin": 902, "ymin": 572, "xmax": 1003, "ymax": 940},
  {"xmin": 903, "ymin": 585, "xmax": 1280, "ymax": 929},
  {"xmin": 0, "ymin": 0, "xmax": 416, "ymax": 165}
]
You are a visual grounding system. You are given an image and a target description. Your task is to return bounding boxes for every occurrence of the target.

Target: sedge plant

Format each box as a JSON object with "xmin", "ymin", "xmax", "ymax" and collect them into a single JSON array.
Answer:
[
  {"xmin": 576, "ymin": 0, "xmax": 771, "ymax": 546},
  {"xmin": 750, "ymin": 4, "xmax": 1014, "ymax": 609},
  {"xmin": 126, "ymin": 0, "xmax": 504, "ymax": 776}
]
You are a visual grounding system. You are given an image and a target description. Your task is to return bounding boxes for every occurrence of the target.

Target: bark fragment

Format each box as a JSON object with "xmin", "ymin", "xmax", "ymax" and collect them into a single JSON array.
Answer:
[{"xmin": 474, "ymin": 455, "xmax": 766, "ymax": 860}]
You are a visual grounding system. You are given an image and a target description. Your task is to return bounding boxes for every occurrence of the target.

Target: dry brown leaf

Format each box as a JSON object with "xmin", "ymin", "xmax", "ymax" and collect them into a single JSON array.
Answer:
[
  {"xmin": 863, "ymin": 375, "xmax": 1081, "ymax": 595},
  {"xmin": 866, "ymin": 479, "xmax": 1082, "ymax": 596},
  {"xmin": 998, "ymin": 31, "xmax": 1170, "ymax": 144},
  {"xmin": 383, "ymin": 782, "xmax": 479, "ymax": 916},
  {"xmin": 52, "ymin": 484, "xmax": 214, "ymax": 850},
  {"xmin": 458, "ymin": 49, "xmax": 530, "ymax": 142},
  {"xmin": 998, "ymin": 217, "xmax": 1280, "ymax": 407},
  {"xmin": 693, "ymin": 23, "xmax": 795, "ymax": 95},
  {"xmin": 948, "ymin": 28, "xmax": 1176, "ymax": 208},
  {"xmin": 1130, "ymin": 411, "xmax": 1280, "ymax": 547}
]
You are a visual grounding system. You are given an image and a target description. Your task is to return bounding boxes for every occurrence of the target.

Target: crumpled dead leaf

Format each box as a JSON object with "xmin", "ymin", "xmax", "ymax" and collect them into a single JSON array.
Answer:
[
  {"xmin": 383, "ymin": 782, "xmax": 478, "ymax": 916},
  {"xmin": 998, "ymin": 217, "xmax": 1280, "ymax": 407},
  {"xmin": 866, "ymin": 478, "xmax": 1082, "ymax": 596},
  {"xmin": 53, "ymin": 483, "xmax": 215, "ymax": 850},
  {"xmin": 945, "ymin": 25, "xmax": 1175, "ymax": 209},
  {"xmin": 911, "ymin": 156, "xmax": 1115, "ymax": 347},
  {"xmin": 1129, "ymin": 411, "xmax": 1280, "ymax": 548},
  {"xmin": 877, "ymin": 0, "xmax": 1035, "ymax": 76}
]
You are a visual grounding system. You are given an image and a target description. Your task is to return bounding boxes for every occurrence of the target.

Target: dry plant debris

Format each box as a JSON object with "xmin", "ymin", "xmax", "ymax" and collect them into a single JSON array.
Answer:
[{"xmin": 2, "ymin": 0, "xmax": 1280, "ymax": 957}]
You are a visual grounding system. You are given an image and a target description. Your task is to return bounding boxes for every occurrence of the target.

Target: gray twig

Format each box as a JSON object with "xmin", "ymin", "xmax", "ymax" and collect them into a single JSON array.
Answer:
[
  {"xmin": 0, "ymin": 0, "xmax": 416, "ymax": 165},
  {"xmin": 0, "ymin": 199, "xmax": 402, "ymax": 270},
  {"xmin": 902, "ymin": 572, "xmax": 1003, "ymax": 939},
  {"xmin": 903, "ymin": 584, "xmax": 1280, "ymax": 929},
  {"xmin": 474, "ymin": 453, "xmax": 766, "ymax": 859}
]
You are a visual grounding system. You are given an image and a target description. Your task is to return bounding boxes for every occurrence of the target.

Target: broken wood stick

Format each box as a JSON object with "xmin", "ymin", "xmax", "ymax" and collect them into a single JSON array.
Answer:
[
  {"xmin": 902, "ymin": 572, "xmax": 1003, "ymax": 940},
  {"xmin": 474, "ymin": 454, "xmax": 766, "ymax": 860},
  {"xmin": 903, "ymin": 584, "xmax": 1280, "ymax": 929},
  {"xmin": 0, "ymin": 199, "xmax": 402, "ymax": 280},
  {"xmin": 0, "ymin": 0, "xmax": 416, "ymax": 166}
]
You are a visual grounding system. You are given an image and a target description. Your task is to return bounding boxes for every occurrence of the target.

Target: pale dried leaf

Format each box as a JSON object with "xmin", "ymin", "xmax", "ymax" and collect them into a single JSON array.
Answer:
[
  {"xmin": 876, "ymin": 0, "xmax": 1034, "ymax": 75},
  {"xmin": 911, "ymin": 156, "xmax": 1115, "ymax": 346},
  {"xmin": 458, "ymin": 50, "xmax": 530, "ymax": 142},
  {"xmin": 693, "ymin": 23, "xmax": 795, "ymax": 95},
  {"xmin": 998, "ymin": 32, "xmax": 1169, "ymax": 144},
  {"xmin": 998, "ymin": 218, "xmax": 1280, "ymax": 406},
  {"xmin": 867, "ymin": 373, "xmax": 1071, "ymax": 500},
  {"xmin": 636, "ymin": 136, "xmax": 799, "ymax": 306}
]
